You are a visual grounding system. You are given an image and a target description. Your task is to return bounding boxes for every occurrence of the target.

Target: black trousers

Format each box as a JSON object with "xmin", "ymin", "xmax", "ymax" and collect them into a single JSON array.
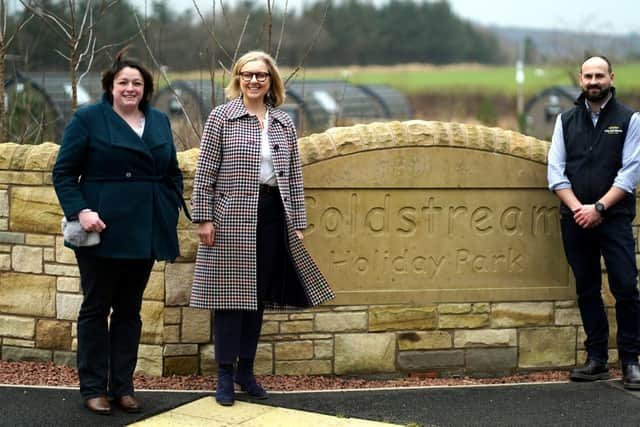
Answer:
[
  {"xmin": 214, "ymin": 189, "xmax": 286, "ymax": 364},
  {"xmin": 561, "ymin": 215, "xmax": 640, "ymax": 365},
  {"xmin": 75, "ymin": 252, "xmax": 154, "ymax": 399}
]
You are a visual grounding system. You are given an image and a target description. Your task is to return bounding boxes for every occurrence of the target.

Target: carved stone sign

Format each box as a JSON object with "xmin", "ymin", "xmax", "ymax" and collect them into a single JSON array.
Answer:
[{"xmin": 300, "ymin": 122, "xmax": 572, "ymax": 304}]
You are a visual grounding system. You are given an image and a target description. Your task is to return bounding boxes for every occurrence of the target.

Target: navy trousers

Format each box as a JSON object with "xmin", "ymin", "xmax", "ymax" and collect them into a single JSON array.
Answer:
[
  {"xmin": 75, "ymin": 252, "xmax": 154, "ymax": 399},
  {"xmin": 214, "ymin": 189, "xmax": 285, "ymax": 364},
  {"xmin": 561, "ymin": 215, "xmax": 640, "ymax": 365}
]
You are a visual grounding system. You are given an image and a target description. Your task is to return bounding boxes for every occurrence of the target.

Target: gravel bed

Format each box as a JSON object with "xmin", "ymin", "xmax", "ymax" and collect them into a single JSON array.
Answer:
[{"xmin": 0, "ymin": 360, "xmax": 624, "ymax": 392}]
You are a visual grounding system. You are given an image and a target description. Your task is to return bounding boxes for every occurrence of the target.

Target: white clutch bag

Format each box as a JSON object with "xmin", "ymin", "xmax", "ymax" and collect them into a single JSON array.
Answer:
[{"xmin": 61, "ymin": 216, "xmax": 101, "ymax": 247}]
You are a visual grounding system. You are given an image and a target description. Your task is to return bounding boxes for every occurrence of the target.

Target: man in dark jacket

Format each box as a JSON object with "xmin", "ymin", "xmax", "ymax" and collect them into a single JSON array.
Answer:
[{"xmin": 547, "ymin": 55, "xmax": 640, "ymax": 389}]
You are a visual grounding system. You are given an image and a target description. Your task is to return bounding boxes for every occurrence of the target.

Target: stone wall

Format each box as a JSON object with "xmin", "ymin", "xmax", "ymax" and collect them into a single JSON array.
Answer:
[{"xmin": 0, "ymin": 121, "xmax": 631, "ymax": 377}]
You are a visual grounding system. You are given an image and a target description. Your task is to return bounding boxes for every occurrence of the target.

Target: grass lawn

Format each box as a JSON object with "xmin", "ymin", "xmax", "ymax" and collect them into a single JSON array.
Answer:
[{"xmin": 171, "ymin": 63, "xmax": 640, "ymax": 96}]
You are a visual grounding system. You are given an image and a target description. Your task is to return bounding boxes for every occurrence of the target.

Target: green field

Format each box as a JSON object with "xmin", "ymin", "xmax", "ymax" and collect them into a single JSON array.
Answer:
[{"xmin": 174, "ymin": 63, "xmax": 640, "ymax": 96}]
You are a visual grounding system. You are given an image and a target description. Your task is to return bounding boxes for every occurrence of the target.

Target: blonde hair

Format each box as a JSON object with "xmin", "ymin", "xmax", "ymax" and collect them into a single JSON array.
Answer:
[{"xmin": 225, "ymin": 50, "xmax": 286, "ymax": 107}]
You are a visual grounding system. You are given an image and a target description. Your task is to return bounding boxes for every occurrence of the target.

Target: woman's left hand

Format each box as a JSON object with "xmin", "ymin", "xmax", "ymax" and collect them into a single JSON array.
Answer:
[{"xmin": 295, "ymin": 230, "xmax": 304, "ymax": 241}]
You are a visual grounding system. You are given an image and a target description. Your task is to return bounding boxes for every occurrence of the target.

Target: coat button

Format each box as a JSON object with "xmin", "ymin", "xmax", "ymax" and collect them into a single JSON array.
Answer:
[
  {"xmin": 278, "ymin": 171, "xmax": 285, "ymax": 177},
  {"xmin": 125, "ymin": 172, "xmax": 132, "ymax": 178},
  {"xmin": 273, "ymin": 145, "xmax": 279, "ymax": 151},
  {"xmin": 283, "ymin": 196, "xmax": 288, "ymax": 202}
]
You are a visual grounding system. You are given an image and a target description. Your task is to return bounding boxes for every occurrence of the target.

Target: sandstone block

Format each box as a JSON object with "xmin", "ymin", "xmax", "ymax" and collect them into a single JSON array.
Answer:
[
  {"xmin": 555, "ymin": 308, "xmax": 583, "ymax": 326},
  {"xmin": 164, "ymin": 307, "xmax": 181, "ymax": 324},
  {"xmin": 472, "ymin": 303, "xmax": 490, "ymax": 313},
  {"xmin": 176, "ymin": 230, "xmax": 198, "ymax": 261},
  {"xmin": 164, "ymin": 325, "xmax": 180, "ymax": 343},
  {"xmin": 43, "ymin": 248, "xmax": 55, "ymax": 262},
  {"xmin": 289, "ymin": 313, "xmax": 314, "ymax": 320},
  {"xmin": 275, "ymin": 340, "xmax": 314, "ymax": 360},
  {"xmin": 0, "ymin": 253, "xmax": 9, "ymax": 270},
  {"xmin": 0, "ymin": 231, "xmax": 25, "ymax": 244},
  {"xmin": 398, "ymin": 331, "xmax": 452, "ymax": 350},
  {"xmin": 44, "ymin": 263, "xmax": 79, "ymax": 277},
  {"xmin": 140, "ymin": 301, "xmax": 164, "ymax": 344},
  {"xmin": 261, "ymin": 321, "xmax": 279, "ymax": 335},
  {"xmin": 163, "ymin": 344, "xmax": 198, "ymax": 357},
  {"xmin": 0, "ymin": 315, "xmax": 35, "ymax": 339},
  {"xmin": 53, "ymin": 351, "xmax": 77, "ymax": 368},
  {"xmin": 56, "ymin": 277, "xmax": 80, "ymax": 293},
  {"xmin": 314, "ymin": 340, "xmax": 333, "ymax": 359},
  {"xmin": 2, "ymin": 346, "xmax": 52, "ymax": 362},
  {"xmin": 181, "ymin": 308, "xmax": 211, "ymax": 343},
  {"xmin": 164, "ymin": 356, "xmax": 199, "ymax": 376},
  {"xmin": 36, "ymin": 320, "xmax": 72, "ymax": 350},
  {"xmin": 491, "ymin": 302, "xmax": 554, "ymax": 327},
  {"xmin": 0, "ymin": 189, "xmax": 8, "ymax": 216},
  {"xmin": 12, "ymin": 245, "xmax": 43, "ymax": 273},
  {"xmin": 334, "ymin": 333, "xmax": 395, "ymax": 374},
  {"xmin": 55, "ymin": 237, "xmax": 76, "ymax": 264},
  {"xmin": 0, "ymin": 171, "xmax": 44, "ymax": 185},
  {"xmin": 438, "ymin": 304, "xmax": 472, "ymax": 314},
  {"xmin": 454, "ymin": 329, "xmax": 517, "ymax": 348},
  {"xmin": 519, "ymin": 327, "xmax": 576, "ymax": 368},
  {"xmin": 0, "ymin": 218, "xmax": 7, "ymax": 230},
  {"xmin": 280, "ymin": 320, "xmax": 313, "ymax": 334},
  {"xmin": 136, "ymin": 344, "xmax": 163, "ymax": 376},
  {"xmin": 3, "ymin": 338, "xmax": 35, "ymax": 347},
  {"xmin": 199, "ymin": 344, "xmax": 215, "ymax": 376},
  {"xmin": 10, "ymin": 187, "xmax": 60, "ymax": 233},
  {"xmin": 369, "ymin": 306, "xmax": 437, "ymax": 332},
  {"xmin": 465, "ymin": 348, "xmax": 517, "ymax": 376},
  {"xmin": 314, "ymin": 312, "xmax": 367, "ymax": 333},
  {"xmin": 397, "ymin": 350, "xmax": 464, "ymax": 371},
  {"xmin": 143, "ymin": 271, "xmax": 164, "ymax": 301},
  {"xmin": 438, "ymin": 314, "xmax": 489, "ymax": 329},
  {"xmin": 1, "ymin": 272, "xmax": 56, "ymax": 316},
  {"xmin": 555, "ymin": 300, "xmax": 575, "ymax": 309},
  {"xmin": 165, "ymin": 263, "xmax": 194, "ymax": 306},
  {"xmin": 25, "ymin": 234, "xmax": 55, "ymax": 246},
  {"xmin": 56, "ymin": 293, "xmax": 83, "ymax": 321},
  {"xmin": 275, "ymin": 360, "xmax": 332, "ymax": 375},
  {"xmin": 255, "ymin": 343, "xmax": 274, "ymax": 375}
]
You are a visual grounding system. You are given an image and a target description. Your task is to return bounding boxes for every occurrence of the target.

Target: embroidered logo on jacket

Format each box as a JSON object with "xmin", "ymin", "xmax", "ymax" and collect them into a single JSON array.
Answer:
[{"xmin": 604, "ymin": 125, "xmax": 624, "ymax": 135}]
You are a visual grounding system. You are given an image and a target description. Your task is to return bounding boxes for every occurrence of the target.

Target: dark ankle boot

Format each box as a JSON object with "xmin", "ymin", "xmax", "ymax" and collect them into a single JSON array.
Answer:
[
  {"xmin": 235, "ymin": 358, "xmax": 268, "ymax": 399},
  {"xmin": 216, "ymin": 364, "xmax": 235, "ymax": 406}
]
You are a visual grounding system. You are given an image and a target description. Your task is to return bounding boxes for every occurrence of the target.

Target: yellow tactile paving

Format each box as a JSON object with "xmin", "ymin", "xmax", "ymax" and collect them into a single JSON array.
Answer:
[{"xmin": 128, "ymin": 397, "xmax": 400, "ymax": 426}]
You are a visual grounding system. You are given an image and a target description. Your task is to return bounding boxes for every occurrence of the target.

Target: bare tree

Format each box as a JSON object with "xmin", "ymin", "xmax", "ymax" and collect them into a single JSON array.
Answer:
[
  {"xmin": 0, "ymin": 0, "xmax": 34, "ymax": 142},
  {"xmin": 20, "ymin": 0, "xmax": 123, "ymax": 112}
]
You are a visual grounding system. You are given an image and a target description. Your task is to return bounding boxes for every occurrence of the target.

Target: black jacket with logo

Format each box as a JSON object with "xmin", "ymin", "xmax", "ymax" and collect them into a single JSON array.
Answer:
[{"xmin": 561, "ymin": 88, "xmax": 636, "ymax": 218}]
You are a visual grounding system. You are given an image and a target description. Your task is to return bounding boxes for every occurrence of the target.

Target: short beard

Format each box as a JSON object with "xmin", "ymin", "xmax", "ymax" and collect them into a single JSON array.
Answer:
[{"xmin": 583, "ymin": 85, "xmax": 611, "ymax": 102}]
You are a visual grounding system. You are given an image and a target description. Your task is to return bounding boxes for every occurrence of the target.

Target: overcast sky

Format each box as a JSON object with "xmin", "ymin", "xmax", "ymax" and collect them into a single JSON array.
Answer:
[{"xmin": 130, "ymin": 0, "xmax": 638, "ymax": 36}]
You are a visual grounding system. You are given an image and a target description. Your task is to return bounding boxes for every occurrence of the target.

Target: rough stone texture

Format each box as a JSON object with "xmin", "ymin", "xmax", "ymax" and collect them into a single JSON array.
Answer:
[
  {"xmin": 290, "ymin": 313, "xmax": 314, "ymax": 320},
  {"xmin": 465, "ymin": 348, "xmax": 518, "ymax": 375},
  {"xmin": 165, "ymin": 263, "xmax": 194, "ymax": 306},
  {"xmin": 3, "ymin": 338, "xmax": 35, "ymax": 347},
  {"xmin": 438, "ymin": 314, "xmax": 489, "ymax": 329},
  {"xmin": 454, "ymin": 329, "xmax": 517, "ymax": 348},
  {"xmin": 519, "ymin": 327, "xmax": 576, "ymax": 368},
  {"xmin": 9, "ymin": 187, "xmax": 61, "ymax": 233},
  {"xmin": 56, "ymin": 293, "xmax": 83, "ymax": 321},
  {"xmin": 1, "ymin": 346, "xmax": 52, "ymax": 362},
  {"xmin": 43, "ymin": 248, "xmax": 55, "ymax": 262},
  {"xmin": 181, "ymin": 308, "xmax": 211, "ymax": 343},
  {"xmin": 140, "ymin": 301, "xmax": 164, "ymax": 345},
  {"xmin": 36, "ymin": 320, "xmax": 72, "ymax": 350},
  {"xmin": 164, "ymin": 356, "xmax": 199, "ymax": 376},
  {"xmin": 0, "ymin": 231, "xmax": 25, "ymax": 244},
  {"xmin": 164, "ymin": 307, "xmax": 181, "ymax": 324},
  {"xmin": 55, "ymin": 237, "xmax": 76, "ymax": 264},
  {"xmin": 56, "ymin": 277, "xmax": 80, "ymax": 293},
  {"xmin": 275, "ymin": 340, "xmax": 314, "ymax": 360},
  {"xmin": 397, "ymin": 331, "xmax": 452, "ymax": 350},
  {"xmin": 255, "ymin": 343, "xmax": 274, "ymax": 375},
  {"xmin": 164, "ymin": 325, "xmax": 180, "ymax": 343},
  {"xmin": 334, "ymin": 333, "xmax": 395, "ymax": 374},
  {"xmin": 144, "ymin": 271, "xmax": 165, "ymax": 301},
  {"xmin": 199, "ymin": 344, "xmax": 215, "ymax": 376},
  {"xmin": 0, "ymin": 315, "xmax": 35, "ymax": 339},
  {"xmin": 555, "ymin": 308, "xmax": 583, "ymax": 326},
  {"xmin": 314, "ymin": 312, "xmax": 367, "ymax": 333},
  {"xmin": 25, "ymin": 234, "xmax": 55, "ymax": 246},
  {"xmin": 12, "ymin": 245, "xmax": 43, "ymax": 273},
  {"xmin": 0, "ymin": 244, "xmax": 10, "ymax": 252},
  {"xmin": 163, "ymin": 344, "xmax": 198, "ymax": 357},
  {"xmin": 0, "ymin": 171, "xmax": 44, "ymax": 185},
  {"xmin": 0, "ymin": 254, "xmax": 10, "ymax": 270},
  {"xmin": 397, "ymin": 350, "xmax": 465, "ymax": 371},
  {"xmin": 0, "ymin": 218, "xmax": 7, "ymax": 230},
  {"xmin": 44, "ymin": 263, "xmax": 79, "ymax": 277},
  {"xmin": 438, "ymin": 304, "xmax": 472, "ymax": 314},
  {"xmin": 261, "ymin": 321, "xmax": 279, "ymax": 335},
  {"xmin": 0, "ymin": 189, "xmax": 8, "ymax": 217},
  {"xmin": 53, "ymin": 351, "xmax": 77, "ymax": 368},
  {"xmin": 369, "ymin": 306, "xmax": 437, "ymax": 332},
  {"xmin": 136, "ymin": 344, "xmax": 163, "ymax": 376},
  {"xmin": 0, "ymin": 273, "xmax": 56, "ymax": 317},
  {"xmin": 176, "ymin": 230, "xmax": 198, "ymax": 261},
  {"xmin": 279, "ymin": 320, "xmax": 313, "ymax": 334},
  {"xmin": 275, "ymin": 360, "xmax": 332, "ymax": 375},
  {"xmin": 555, "ymin": 300, "xmax": 576, "ymax": 309},
  {"xmin": 491, "ymin": 302, "xmax": 554, "ymax": 327},
  {"xmin": 314, "ymin": 340, "xmax": 333, "ymax": 359}
]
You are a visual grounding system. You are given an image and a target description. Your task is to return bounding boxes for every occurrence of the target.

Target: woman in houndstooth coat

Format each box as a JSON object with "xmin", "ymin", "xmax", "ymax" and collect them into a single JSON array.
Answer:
[{"xmin": 190, "ymin": 51, "xmax": 334, "ymax": 406}]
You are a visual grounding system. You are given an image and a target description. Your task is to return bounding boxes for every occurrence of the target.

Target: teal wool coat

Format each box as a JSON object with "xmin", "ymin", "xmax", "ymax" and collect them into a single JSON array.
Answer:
[{"xmin": 53, "ymin": 95, "xmax": 183, "ymax": 261}]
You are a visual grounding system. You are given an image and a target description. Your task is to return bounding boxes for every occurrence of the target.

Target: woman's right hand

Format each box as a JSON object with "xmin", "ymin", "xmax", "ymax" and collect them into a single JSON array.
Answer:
[
  {"xmin": 198, "ymin": 221, "xmax": 215, "ymax": 246},
  {"xmin": 78, "ymin": 210, "xmax": 106, "ymax": 232}
]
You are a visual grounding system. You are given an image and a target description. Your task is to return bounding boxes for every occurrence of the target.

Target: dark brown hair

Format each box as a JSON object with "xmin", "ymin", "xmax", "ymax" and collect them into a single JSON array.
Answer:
[{"xmin": 101, "ymin": 47, "xmax": 154, "ymax": 110}]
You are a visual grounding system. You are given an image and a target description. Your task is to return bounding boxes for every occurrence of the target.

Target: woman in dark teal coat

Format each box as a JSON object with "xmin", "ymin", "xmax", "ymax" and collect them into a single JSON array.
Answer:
[{"xmin": 52, "ymin": 50, "xmax": 183, "ymax": 416}]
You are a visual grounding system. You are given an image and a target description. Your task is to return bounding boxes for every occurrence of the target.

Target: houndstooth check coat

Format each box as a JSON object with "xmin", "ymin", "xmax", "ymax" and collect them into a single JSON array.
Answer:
[{"xmin": 189, "ymin": 97, "xmax": 334, "ymax": 311}]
